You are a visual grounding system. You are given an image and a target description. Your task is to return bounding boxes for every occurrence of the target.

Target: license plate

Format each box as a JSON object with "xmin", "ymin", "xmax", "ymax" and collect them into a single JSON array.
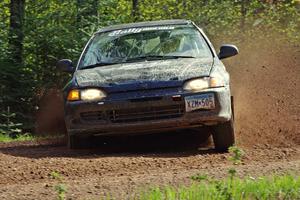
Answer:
[{"xmin": 185, "ymin": 93, "xmax": 215, "ymax": 112}]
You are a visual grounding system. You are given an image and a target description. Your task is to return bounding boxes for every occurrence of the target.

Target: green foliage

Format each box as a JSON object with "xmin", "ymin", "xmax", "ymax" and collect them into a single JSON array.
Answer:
[
  {"xmin": 190, "ymin": 174, "xmax": 209, "ymax": 182},
  {"xmin": 51, "ymin": 171, "xmax": 67, "ymax": 200},
  {"xmin": 0, "ymin": 133, "xmax": 34, "ymax": 142},
  {"xmin": 190, "ymin": 146, "xmax": 245, "ymax": 199},
  {"xmin": 0, "ymin": 0, "xmax": 299, "ymax": 131},
  {"xmin": 228, "ymin": 146, "xmax": 245, "ymax": 165},
  {"xmin": 227, "ymin": 146, "xmax": 245, "ymax": 199},
  {"xmin": 140, "ymin": 175, "xmax": 300, "ymax": 200},
  {"xmin": 50, "ymin": 171, "xmax": 63, "ymax": 181},
  {"xmin": 227, "ymin": 146, "xmax": 244, "ymax": 186},
  {"xmin": 0, "ymin": 61, "xmax": 35, "ymax": 127},
  {"xmin": 0, "ymin": 107, "xmax": 22, "ymax": 137},
  {"xmin": 0, "ymin": 133, "xmax": 63, "ymax": 142},
  {"xmin": 0, "ymin": 0, "xmax": 9, "ymax": 59},
  {"xmin": 55, "ymin": 184, "xmax": 67, "ymax": 200}
]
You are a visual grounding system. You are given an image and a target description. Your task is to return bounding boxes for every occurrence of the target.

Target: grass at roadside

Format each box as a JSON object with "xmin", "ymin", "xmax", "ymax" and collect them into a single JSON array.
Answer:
[
  {"xmin": 0, "ymin": 133, "xmax": 64, "ymax": 143},
  {"xmin": 0, "ymin": 133, "xmax": 34, "ymax": 142},
  {"xmin": 138, "ymin": 175, "xmax": 300, "ymax": 200}
]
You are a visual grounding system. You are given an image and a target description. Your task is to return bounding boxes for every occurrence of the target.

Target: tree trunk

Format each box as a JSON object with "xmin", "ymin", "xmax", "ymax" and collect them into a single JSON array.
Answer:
[
  {"xmin": 8, "ymin": 0, "xmax": 25, "ymax": 65},
  {"xmin": 182, "ymin": 0, "xmax": 187, "ymax": 17},
  {"xmin": 132, "ymin": 0, "xmax": 139, "ymax": 22}
]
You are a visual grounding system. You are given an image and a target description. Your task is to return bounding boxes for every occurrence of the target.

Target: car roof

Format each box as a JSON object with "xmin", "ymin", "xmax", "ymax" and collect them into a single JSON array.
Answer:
[{"xmin": 95, "ymin": 19, "xmax": 194, "ymax": 34}]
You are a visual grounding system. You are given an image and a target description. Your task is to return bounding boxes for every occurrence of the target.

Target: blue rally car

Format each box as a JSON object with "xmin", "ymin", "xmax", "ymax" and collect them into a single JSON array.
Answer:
[{"xmin": 57, "ymin": 20, "xmax": 239, "ymax": 151}]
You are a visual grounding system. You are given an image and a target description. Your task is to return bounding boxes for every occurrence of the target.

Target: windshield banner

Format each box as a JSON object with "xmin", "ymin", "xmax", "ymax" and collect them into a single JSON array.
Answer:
[{"xmin": 108, "ymin": 26, "xmax": 175, "ymax": 37}]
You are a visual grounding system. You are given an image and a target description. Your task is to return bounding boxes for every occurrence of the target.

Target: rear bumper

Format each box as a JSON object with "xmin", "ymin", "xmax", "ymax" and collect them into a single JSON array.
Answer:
[{"xmin": 64, "ymin": 87, "xmax": 232, "ymax": 136}]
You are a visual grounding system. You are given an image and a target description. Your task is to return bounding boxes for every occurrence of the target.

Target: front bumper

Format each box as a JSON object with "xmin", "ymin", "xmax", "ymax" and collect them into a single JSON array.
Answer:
[{"xmin": 64, "ymin": 87, "xmax": 232, "ymax": 136}]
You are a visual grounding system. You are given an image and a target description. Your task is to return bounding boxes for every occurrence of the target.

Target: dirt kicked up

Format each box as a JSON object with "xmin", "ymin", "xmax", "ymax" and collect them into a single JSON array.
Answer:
[{"xmin": 0, "ymin": 39, "xmax": 299, "ymax": 199}]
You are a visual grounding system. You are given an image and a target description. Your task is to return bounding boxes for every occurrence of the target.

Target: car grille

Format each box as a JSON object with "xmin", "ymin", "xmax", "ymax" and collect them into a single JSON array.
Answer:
[
  {"xmin": 80, "ymin": 104, "xmax": 184, "ymax": 123},
  {"xmin": 80, "ymin": 111, "xmax": 105, "ymax": 122},
  {"xmin": 109, "ymin": 104, "xmax": 184, "ymax": 123}
]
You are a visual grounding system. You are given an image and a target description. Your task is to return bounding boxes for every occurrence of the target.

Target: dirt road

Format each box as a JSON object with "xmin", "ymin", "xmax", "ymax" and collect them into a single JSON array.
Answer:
[
  {"xmin": 0, "ymin": 40, "xmax": 299, "ymax": 199},
  {"xmin": 0, "ymin": 140, "xmax": 299, "ymax": 199}
]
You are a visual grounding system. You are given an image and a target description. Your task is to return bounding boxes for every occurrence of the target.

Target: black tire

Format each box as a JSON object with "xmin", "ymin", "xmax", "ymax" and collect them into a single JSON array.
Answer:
[
  {"xmin": 212, "ymin": 96, "xmax": 235, "ymax": 152},
  {"xmin": 231, "ymin": 96, "xmax": 234, "ymax": 120},
  {"xmin": 67, "ymin": 133, "xmax": 92, "ymax": 149},
  {"xmin": 212, "ymin": 118, "xmax": 235, "ymax": 152}
]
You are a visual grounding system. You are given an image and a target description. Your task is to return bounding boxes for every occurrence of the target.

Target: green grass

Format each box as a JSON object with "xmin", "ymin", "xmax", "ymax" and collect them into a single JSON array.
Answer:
[
  {"xmin": 0, "ymin": 133, "xmax": 64, "ymax": 142},
  {"xmin": 0, "ymin": 133, "xmax": 35, "ymax": 142},
  {"xmin": 138, "ymin": 175, "xmax": 300, "ymax": 200}
]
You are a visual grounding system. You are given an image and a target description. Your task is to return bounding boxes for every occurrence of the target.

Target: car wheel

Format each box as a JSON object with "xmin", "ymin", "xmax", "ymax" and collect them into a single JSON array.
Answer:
[
  {"xmin": 67, "ymin": 133, "xmax": 92, "ymax": 149},
  {"xmin": 212, "ymin": 118, "xmax": 235, "ymax": 152},
  {"xmin": 231, "ymin": 96, "xmax": 234, "ymax": 120},
  {"xmin": 212, "ymin": 97, "xmax": 235, "ymax": 152},
  {"xmin": 179, "ymin": 127, "xmax": 211, "ymax": 149}
]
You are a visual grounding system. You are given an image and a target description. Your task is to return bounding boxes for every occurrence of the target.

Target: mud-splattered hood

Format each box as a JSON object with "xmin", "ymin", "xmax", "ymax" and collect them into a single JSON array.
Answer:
[{"xmin": 74, "ymin": 58, "xmax": 213, "ymax": 88}]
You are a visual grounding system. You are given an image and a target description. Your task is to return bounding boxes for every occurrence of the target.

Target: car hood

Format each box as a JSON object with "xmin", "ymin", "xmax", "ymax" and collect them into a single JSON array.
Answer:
[{"xmin": 74, "ymin": 58, "xmax": 213, "ymax": 88}]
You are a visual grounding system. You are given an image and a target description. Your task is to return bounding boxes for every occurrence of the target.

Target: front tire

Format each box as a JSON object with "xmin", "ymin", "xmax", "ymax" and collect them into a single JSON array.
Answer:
[
  {"xmin": 212, "ymin": 96, "xmax": 235, "ymax": 152},
  {"xmin": 212, "ymin": 118, "xmax": 235, "ymax": 152},
  {"xmin": 67, "ymin": 133, "xmax": 92, "ymax": 149}
]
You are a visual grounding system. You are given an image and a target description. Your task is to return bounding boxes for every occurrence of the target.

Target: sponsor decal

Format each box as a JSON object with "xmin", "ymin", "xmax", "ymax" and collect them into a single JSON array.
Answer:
[{"xmin": 108, "ymin": 26, "xmax": 175, "ymax": 36}]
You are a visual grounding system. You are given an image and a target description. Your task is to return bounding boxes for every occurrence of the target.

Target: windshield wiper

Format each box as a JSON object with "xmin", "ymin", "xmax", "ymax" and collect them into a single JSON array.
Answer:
[
  {"xmin": 80, "ymin": 62, "xmax": 119, "ymax": 70},
  {"xmin": 125, "ymin": 55, "xmax": 195, "ymax": 62},
  {"xmin": 80, "ymin": 55, "xmax": 196, "ymax": 69}
]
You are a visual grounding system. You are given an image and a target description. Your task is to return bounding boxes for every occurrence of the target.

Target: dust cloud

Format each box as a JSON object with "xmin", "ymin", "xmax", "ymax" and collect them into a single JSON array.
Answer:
[{"xmin": 225, "ymin": 37, "xmax": 300, "ymax": 147}]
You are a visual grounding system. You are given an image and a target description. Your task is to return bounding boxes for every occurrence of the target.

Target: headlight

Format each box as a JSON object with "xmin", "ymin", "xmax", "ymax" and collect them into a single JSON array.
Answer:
[
  {"xmin": 81, "ymin": 89, "xmax": 106, "ymax": 101},
  {"xmin": 183, "ymin": 77, "xmax": 224, "ymax": 91},
  {"xmin": 67, "ymin": 89, "xmax": 106, "ymax": 101}
]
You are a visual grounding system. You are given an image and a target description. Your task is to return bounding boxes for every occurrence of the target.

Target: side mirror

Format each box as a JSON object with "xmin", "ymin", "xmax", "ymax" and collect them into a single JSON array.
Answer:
[
  {"xmin": 218, "ymin": 44, "xmax": 239, "ymax": 60},
  {"xmin": 57, "ymin": 59, "xmax": 75, "ymax": 73}
]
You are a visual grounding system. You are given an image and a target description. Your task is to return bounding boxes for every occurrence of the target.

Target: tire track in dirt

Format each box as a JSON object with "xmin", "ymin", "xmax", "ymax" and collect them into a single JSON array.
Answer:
[{"xmin": 0, "ymin": 141, "xmax": 299, "ymax": 199}]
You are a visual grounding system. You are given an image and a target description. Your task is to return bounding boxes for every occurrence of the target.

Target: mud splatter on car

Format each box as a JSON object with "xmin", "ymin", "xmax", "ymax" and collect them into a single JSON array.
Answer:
[{"xmin": 57, "ymin": 20, "xmax": 238, "ymax": 151}]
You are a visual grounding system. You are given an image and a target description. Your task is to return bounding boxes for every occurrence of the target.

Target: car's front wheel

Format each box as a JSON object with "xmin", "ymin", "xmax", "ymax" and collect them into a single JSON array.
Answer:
[
  {"xmin": 211, "ymin": 117, "xmax": 235, "ymax": 152},
  {"xmin": 67, "ymin": 133, "xmax": 92, "ymax": 149}
]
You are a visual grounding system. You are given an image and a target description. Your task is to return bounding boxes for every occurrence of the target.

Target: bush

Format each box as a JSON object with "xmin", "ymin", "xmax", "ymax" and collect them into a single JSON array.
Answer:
[{"xmin": 0, "ymin": 107, "xmax": 22, "ymax": 138}]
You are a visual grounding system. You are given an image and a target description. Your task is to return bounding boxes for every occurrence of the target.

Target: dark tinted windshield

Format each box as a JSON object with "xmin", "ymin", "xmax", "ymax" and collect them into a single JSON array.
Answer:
[{"xmin": 78, "ymin": 25, "xmax": 212, "ymax": 69}]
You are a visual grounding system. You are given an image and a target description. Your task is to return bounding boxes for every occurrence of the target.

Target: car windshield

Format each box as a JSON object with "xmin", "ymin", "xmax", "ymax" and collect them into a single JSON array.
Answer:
[{"xmin": 78, "ymin": 25, "xmax": 213, "ymax": 69}]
